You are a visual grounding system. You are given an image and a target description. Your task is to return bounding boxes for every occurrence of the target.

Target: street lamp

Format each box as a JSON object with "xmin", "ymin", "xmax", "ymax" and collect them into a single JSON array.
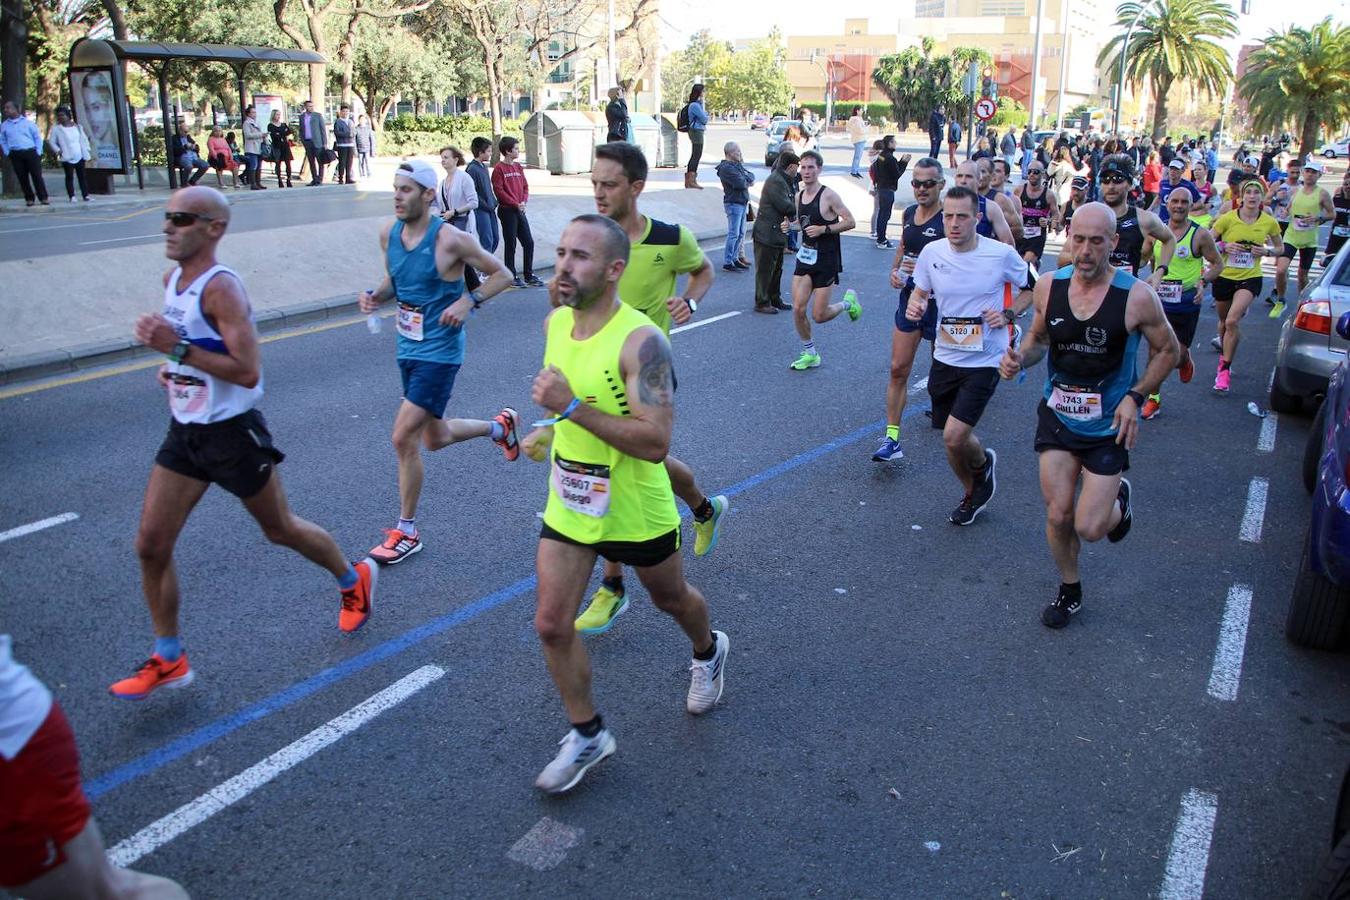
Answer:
[
  {"xmin": 1111, "ymin": 2, "xmax": 1149, "ymax": 135},
  {"xmin": 809, "ymin": 52, "xmax": 833, "ymax": 129}
]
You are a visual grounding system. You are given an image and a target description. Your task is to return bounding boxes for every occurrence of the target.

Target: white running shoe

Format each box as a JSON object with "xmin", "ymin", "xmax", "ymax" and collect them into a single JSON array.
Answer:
[
  {"xmin": 534, "ymin": 727, "xmax": 616, "ymax": 794},
  {"xmin": 687, "ymin": 631, "xmax": 730, "ymax": 714}
]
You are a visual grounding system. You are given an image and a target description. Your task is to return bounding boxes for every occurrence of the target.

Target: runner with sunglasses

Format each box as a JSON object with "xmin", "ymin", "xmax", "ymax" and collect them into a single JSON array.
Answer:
[
  {"xmin": 1059, "ymin": 155, "xmax": 1174, "ymax": 289},
  {"xmin": 1210, "ymin": 180, "xmax": 1284, "ymax": 393},
  {"xmin": 1016, "ymin": 162, "xmax": 1060, "ymax": 268},
  {"xmin": 110, "ymin": 187, "xmax": 377, "ymax": 700}
]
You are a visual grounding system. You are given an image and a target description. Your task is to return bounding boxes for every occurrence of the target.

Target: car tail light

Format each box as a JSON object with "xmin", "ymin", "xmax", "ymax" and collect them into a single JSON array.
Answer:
[{"xmin": 1294, "ymin": 299, "xmax": 1332, "ymax": 335}]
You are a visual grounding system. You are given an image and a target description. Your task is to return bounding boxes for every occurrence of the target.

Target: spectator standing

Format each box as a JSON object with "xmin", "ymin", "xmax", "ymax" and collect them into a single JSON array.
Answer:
[
  {"xmin": 971, "ymin": 136, "xmax": 992, "ymax": 161},
  {"xmin": 801, "ymin": 108, "xmax": 820, "ymax": 151},
  {"xmin": 1204, "ymin": 141, "xmax": 1219, "ymax": 185},
  {"xmin": 1, "ymin": 100, "xmax": 50, "ymax": 206},
  {"xmin": 242, "ymin": 105, "xmax": 266, "ymax": 190},
  {"xmin": 847, "ymin": 106, "xmax": 868, "ymax": 178},
  {"xmin": 1127, "ymin": 135, "xmax": 1148, "ymax": 171},
  {"xmin": 46, "ymin": 105, "xmax": 91, "ymax": 202},
  {"xmin": 299, "ymin": 99, "xmax": 327, "ymax": 185},
  {"xmin": 1048, "ymin": 145, "xmax": 1088, "ymax": 207},
  {"xmin": 1087, "ymin": 138, "xmax": 1105, "ymax": 200},
  {"xmin": 1020, "ymin": 124, "xmax": 1035, "ymax": 173},
  {"xmin": 752, "ymin": 151, "xmax": 799, "ymax": 314},
  {"xmin": 332, "ymin": 104, "xmax": 355, "ymax": 185},
  {"xmin": 715, "ymin": 141, "xmax": 755, "ymax": 272},
  {"xmin": 928, "ymin": 106, "xmax": 946, "ymax": 159},
  {"xmin": 171, "ymin": 122, "xmax": 208, "ymax": 187},
  {"xmin": 267, "ymin": 109, "xmax": 294, "ymax": 187},
  {"xmin": 467, "ymin": 136, "xmax": 499, "ymax": 254},
  {"xmin": 1158, "ymin": 135, "xmax": 1175, "ymax": 167},
  {"xmin": 491, "ymin": 136, "xmax": 543, "ymax": 288},
  {"xmin": 354, "ymin": 114, "xmax": 375, "ymax": 179},
  {"xmin": 433, "ymin": 145, "xmax": 478, "ymax": 239},
  {"xmin": 947, "ymin": 117, "xmax": 962, "ymax": 168},
  {"xmin": 872, "ymin": 135, "xmax": 911, "ymax": 250},
  {"xmin": 206, "ymin": 126, "xmax": 241, "ymax": 189},
  {"xmin": 684, "ymin": 83, "xmax": 708, "ymax": 189},
  {"xmin": 605, "ymin": 87, "xmax": 629, "ymax": 142},
  {"xmin": 1000, "ymin": 128, "xmax": 1018, "ymax": 172},
  {"xmin": 1141, "ymin": 150, "xmax": 1163, "ymax": 208}
]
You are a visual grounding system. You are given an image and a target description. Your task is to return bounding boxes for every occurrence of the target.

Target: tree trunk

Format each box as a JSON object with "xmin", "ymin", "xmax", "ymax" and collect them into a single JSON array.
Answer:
[
  {"xmin": 337, "ymin": 4, "xmax": 362, "ymax": 106},
  {"xmin": 1298, "ymin": 110, "xmax": 1320, "ymax": 161},
  {"xmin": 1150, "ymin": 73, "xmax": 1171, "ymax": 142}
]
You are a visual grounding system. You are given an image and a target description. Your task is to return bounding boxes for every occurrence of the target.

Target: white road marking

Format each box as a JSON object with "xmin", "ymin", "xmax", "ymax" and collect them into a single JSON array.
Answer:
[
  {"xmin": 1239, "ymin": 477, "xmax": 1268, "ymax": 543},
  {"xmin": 1257, "ymin": 411, "xmax": 1278, "ymax": 452},
  {"xmin": 106, "ymin": 665, "xmax": 444, "ymax": 867},
  {"xmin": 913, "ymin": 376, "xmax": 928, "ymax": 391},
  {"xmin": 80, "ymin": 233, "xmax": 162, "ymax": 245},
  {"xmin": 0, "ymin": 512, "xmax": 79, "ymax": 544},
  {"xmin": 1267, "ymin": 366, "xmax": 1276, "ymax": 393},
  {"xmin": 1159, "ymin": 789, "xmax": 1219, "ymax": 900},
  {"xmin": 1206, "ymin": 585, "xmax": 1254, "ymax": 701},
  {"xmin": 506, "ymin": 817, "xmax": 584, "ymax": 871},
  {"xmin": 671, "ymin": 311, "xmax": 740, "ymax": 334}
]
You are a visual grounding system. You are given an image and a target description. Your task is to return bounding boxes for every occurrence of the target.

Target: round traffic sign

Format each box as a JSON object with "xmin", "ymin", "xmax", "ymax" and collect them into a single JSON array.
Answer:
[{"xmin": 975, "ymin": 97, "xmax": 997, "ymax": 121}]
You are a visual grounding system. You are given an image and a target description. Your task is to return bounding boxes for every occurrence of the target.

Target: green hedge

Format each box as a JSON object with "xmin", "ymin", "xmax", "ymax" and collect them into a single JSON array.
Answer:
[{"xmin": 795, "ymin": 101, "xmax": 894, "ymax": 124}]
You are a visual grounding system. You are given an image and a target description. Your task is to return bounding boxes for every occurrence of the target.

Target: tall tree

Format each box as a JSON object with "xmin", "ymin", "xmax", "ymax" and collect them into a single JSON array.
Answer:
[
  {"xmin": 1239, "ymin": 18, "xmax": 1350, "ymax": 158},
  {"xmin": 872, "ymin": 38, "xmax": 990, "ymax": 132},
  {"xmin": 1097, "ymin": 0, "xmax": 1237, "ymax": 140},
  {"xmin": 26, "ymin": 0, "xmax": 104, "ymax": 131}
]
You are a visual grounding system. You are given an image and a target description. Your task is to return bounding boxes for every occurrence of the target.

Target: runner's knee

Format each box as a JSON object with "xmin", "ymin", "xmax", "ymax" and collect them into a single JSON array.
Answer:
[
  {"xmin": 1076, "ymin": 518, "xmax": 1110, "ymax": 543},
  {"xmin": 534, "ymin": 604, "xmax": 576, "ymax": 645},
  {"xmin": 890, "ymin": 359, "xmax": 913, "ymax": 381},
  {"xmin": 134, "ymin": 527, "xmax": 174, "ymax": 562}
]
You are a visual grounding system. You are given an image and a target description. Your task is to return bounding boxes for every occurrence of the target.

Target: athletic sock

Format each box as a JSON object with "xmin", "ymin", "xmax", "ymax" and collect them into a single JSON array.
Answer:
[
  {"xmin": 693, "ymin": 634, "xmax": 718, "ymax": 661},
  {"xmin": 692, "ymin": 498, "xmax": 714, "ymax": 522},
  {"xmin": 573, "ymin": 713, "xmax": 604, "ymax": 738},
  {"xmin": 601, "ymin": 576, "xmax": 624, "ymax": 597},
  {"xmin": 1148, "ymin": 393, "xmax": 1161, "ymax": 402},
  {"xmin": 337, "ymin": 565, "xmax": 358, "ymax": 590},
  {"xmin": 886, "ymin": 425, "xmax": 900, "ymax": 441},
  {"xmin": 802, "ymin": 340, "xmax": 816, "ymax": 355},
  {"xmin": 488, "ymin": 421, "xmax": 505, "ymax": 441},
  {"xmin": 1059, "ymin": 582, "xmax": 1082, "ymax": 602},
  {"xmin": 155, "ymin": 636, "xmax": 182, "ymax": 662},
  {"xmin": 397, "ymin": 518, "xmax": 417, "ymax": 537},
  {"xmin": 1219, "ymin": 358, "xmax": 1230, "ymax": 371}
]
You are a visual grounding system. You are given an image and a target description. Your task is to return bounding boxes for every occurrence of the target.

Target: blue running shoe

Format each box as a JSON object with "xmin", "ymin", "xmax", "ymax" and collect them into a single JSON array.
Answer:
[{"xmin": 872, "ymin": 437, "xmax": 904, "ymax": 462}]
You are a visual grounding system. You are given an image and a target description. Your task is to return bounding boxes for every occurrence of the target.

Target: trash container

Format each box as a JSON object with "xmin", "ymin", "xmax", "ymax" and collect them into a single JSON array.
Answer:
[
  {"xmin": 628, "ymin": 114, "xmax": 660, "ymax": 166},
  {"xmin": 521, "ymin": 111, "xmax": 597, "ymax": 175},
  {"xmin": 656, "ymin": 114, "xmax": 683, "ymax": 168}
]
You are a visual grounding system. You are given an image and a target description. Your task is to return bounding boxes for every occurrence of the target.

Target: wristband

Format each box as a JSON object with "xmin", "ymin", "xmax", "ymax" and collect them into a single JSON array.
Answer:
[
  {"xmin": 470, "ymin": 290, "xmax": 485, "ymax": 310},
  {"xmin": 1125, "ymin": 389, "xmax": 1145, "ymax": 408},
  {"xmin": 531, "ymin": 397, "xmax": 582, "ymax": 428}
]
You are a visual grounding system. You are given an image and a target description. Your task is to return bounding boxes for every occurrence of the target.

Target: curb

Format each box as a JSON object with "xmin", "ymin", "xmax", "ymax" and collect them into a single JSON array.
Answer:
[{"xmin": 0, "ymin": 227, "xmax": 727, "ymax": 389}]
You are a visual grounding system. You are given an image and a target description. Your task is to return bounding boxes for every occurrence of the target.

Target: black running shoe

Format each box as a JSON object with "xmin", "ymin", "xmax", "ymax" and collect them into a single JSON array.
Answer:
[
  {"xmin": 1107, "ymin": 477, "xmax": 1132, "ymax": 543},
  {"xmin": 949, "ymin": 493, "xmax": 976, "ymax": 525},
  {"xmin": 1041, "ymin": 587, "xmax": 1082, "ymax": 629},
  {"xmin": 966, "ymin": 448, "xmax": 997, "ymax": 520}
]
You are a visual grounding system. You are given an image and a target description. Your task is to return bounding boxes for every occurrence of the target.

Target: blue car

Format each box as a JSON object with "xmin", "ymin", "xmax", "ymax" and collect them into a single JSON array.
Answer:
[{"xmin": 1293, "ymin": 310, "xmax": 1350, "ymax": 648}]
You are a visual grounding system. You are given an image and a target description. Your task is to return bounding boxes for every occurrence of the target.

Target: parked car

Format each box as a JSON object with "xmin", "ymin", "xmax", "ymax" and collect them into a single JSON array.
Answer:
[
  {"xmin": 1319, "ymin": 138, "xmax": 1350, "ymax": 159},
  {"xmin": 1271, "ymin": 241, "xmax": 1350, "ymax": 414},
  {"xmin": 764, "ymin": 119, "xmax": 802, "ymax": 167},
  {"xmin": 1304, "ymin": 761, "xmax": 1350, "ymax": 896},
  {"xmin": 750, "ymin": 114, "xmax": 769, "ymax": 130}
]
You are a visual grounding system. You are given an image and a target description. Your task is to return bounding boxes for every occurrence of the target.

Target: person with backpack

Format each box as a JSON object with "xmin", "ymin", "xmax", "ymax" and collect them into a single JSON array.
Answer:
[{"xmin": 680, "ymin": 84, "xmax": 708, "ymax": 189}]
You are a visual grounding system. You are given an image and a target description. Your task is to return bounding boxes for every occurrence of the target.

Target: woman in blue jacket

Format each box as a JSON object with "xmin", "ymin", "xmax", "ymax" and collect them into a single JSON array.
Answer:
[{"xmin": 685, "ymin": 83, "xmax": 708, "ymax": 189}]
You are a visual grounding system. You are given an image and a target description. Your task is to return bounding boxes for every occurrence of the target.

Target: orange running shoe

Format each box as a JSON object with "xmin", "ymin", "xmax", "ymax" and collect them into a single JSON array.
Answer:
[
  {"xmin": 109, "ymin": 653, "xmax": 193, "ymax": 700},
  {"xmin": 339, "ymin": 558, "xmax": 377, "ymax": 633},
  {"xmin": 1179, "ymin": 354, "xmax": 1194, "ymax": 384},
  {"xmin": 1140, "ymin": 396, "xmax": 1161, "ymax": 420},
  {"xmin": 369, "ymin": 529, "xmax": 422, "ymax": 565},
  {"xmin": 493, "ymin": 407, "xmax": 520, "ymax": 461}
]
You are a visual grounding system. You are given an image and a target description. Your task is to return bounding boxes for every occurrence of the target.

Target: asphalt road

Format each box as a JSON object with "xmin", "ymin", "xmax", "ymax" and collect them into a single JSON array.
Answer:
[{"xmin": 2, "ymin": 219, "xmax": 1347, "ymax": 898}]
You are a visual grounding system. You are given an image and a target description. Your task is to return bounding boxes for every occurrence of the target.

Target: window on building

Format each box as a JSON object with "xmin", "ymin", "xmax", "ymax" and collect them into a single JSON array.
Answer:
[
  {"xmin": 981, "ymin": 0, "xmax": 1025, "ymax": 13},
  {"xmin": 916, "ymin": 0, "xmax": 946, "ymax": 17}
]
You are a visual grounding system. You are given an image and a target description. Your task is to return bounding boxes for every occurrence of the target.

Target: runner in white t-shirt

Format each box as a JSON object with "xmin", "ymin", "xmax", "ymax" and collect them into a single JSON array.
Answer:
[{"xmin": 907, "ymin": 185, "xmax": 1037, "ymax": 525}]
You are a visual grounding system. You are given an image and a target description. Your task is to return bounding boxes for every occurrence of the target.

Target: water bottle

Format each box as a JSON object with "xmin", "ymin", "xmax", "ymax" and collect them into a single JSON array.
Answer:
[{"xmin": 365, "ymin": 288, "xmax": 381, "ymax": 334}]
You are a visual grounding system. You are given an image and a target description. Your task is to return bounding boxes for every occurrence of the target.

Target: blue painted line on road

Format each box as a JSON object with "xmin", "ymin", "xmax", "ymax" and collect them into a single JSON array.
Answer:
[{"xmin": 86, "ymin": 404, "xmax": 925, "ymax": 801}]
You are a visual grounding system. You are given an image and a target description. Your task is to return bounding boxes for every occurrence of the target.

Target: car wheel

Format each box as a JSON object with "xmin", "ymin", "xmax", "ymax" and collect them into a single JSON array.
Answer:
[
  {"xmin": 1287, "ymin": 529, "xmax": 1350, "ymax": 649},
  {"xmin": 1271, "ymin": 375, "xmax": 1304, "ymax": 414},
  {"xmin": 1327, "ymin": 150, "xmax": 1338, "ymax": 159},
  {"xmin": 1305, "ymin": 829, "xmax": 1350, "ymax": 899},
  {"xmin": 1306, "ymin": 400, "xmax": 1327, "ymax": 494}
]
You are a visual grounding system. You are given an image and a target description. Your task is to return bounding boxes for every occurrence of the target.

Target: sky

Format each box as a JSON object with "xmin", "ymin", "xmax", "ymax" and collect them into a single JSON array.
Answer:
[{"xmin": 660, "ymin": 0, "xmax": 1348, "ymax": 53}]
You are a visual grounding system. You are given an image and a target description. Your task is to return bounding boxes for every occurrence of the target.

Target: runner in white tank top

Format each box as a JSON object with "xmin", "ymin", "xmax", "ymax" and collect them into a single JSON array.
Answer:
[{"xmin": 108, "ymin": 186, "xmax": 377, "ymax": 702}]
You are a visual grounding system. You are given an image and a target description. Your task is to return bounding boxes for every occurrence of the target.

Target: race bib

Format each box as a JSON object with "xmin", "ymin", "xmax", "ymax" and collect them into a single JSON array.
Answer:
[
  {"xmin": 168, "ymin": 373, "xmax": 209, "ymax": 417},
  {"xmin": 550, "ymin": 457, "xmax": 611, "ymax": 519},
  {"xmin": 1050, "ymin": 383, "xmax": 1103, "ymax": 422},
  {"xmin": 396, "ymin": 302, "xmax": 425, "ymax": 341},
  {"xmin": 938, "ymin": 316, "xmax": 984, "ymax": 352},
  {"xmin": 1292, "ymin": 218, "xmax": 1316, "ymax": 232},
  {"xmin": 1227, "ymin": 248, "xmax": 1254, "ymax": 269},
  {"xmin": 1333, "ymin": 225, "xmax": 1350, "ymax": 237},
  {"xmin": 1158, "ymin": 280, "xmax": 1184, "ymax": 305},
  {"xmin": 796, "ymin": 245, "xmax": 818, "ymax": 265},
  {"xmin": 1023, "ymin": 224, "xmax": 1042, "ymax": 238}
]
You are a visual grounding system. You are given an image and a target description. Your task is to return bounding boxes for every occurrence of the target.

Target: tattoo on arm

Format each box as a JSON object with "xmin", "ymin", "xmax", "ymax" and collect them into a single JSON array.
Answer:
[{"xmin": 637, "ymin": 334, "xmax": 675, "ymax": 408}]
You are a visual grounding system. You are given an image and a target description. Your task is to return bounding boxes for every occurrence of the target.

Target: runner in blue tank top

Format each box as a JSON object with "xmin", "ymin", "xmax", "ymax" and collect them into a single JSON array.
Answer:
[
  {"xmin": 358, "ymin": 159, "xmax": 518, "ymax": 566},
  {"xmin": 953, "ymin": 160, "xmax": 1016, "ymax": 244},
  {"xmin": 1001, "ymin": 202, "xmax": 1179, "ymax": 631}
]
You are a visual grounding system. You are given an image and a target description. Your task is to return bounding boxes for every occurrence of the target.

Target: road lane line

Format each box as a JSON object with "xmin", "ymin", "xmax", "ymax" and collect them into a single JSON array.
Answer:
[
  {"xmin": 671, "ymin": 311, "xmax": 740, "ymax": 334},
  {"xmin": 506, "ymin": 817, "xmax": 584, "ymax": 871},
  {"xmin": 80, "ymin": 233, "xmax": 163, "ymax": 246},
  {"xmin": 1206, "ymin": 585, "xmax": 1253, "ymax": 701},
  {"xmin": 913, "ymin": 376, "xmax": 928, "ymax": 391},
  {"xmin": 1239, "ymin": 477, "xmax": 1267, "ymax": 543},
  {"xmin": 1159, "ymin": 789, "xmax": 1219, "ymax": 900},
  {"xmin": 106, "ymin": 664, "xmax": 444, "ymax": 867},
  {"xmin": 0, "ymin": 512, "xmax": 79, "ymax": 544},
  {"xmin": 1267, "ymin": 366, "xmax": 1275, "ymax": 393},
  {"xmin": 1257, "ymin": 412, "xmax": 1278, "ymax": 453}
]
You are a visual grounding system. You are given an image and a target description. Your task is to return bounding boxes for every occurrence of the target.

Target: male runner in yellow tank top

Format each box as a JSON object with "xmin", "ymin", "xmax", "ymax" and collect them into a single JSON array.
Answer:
[{"xmin": 522, "ymin": 214, "xmax": 729, "ymax": 793}]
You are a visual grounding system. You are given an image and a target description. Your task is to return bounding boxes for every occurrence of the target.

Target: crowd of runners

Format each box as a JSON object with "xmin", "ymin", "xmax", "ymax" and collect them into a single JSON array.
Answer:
[{"xmin": 3, "ymin": 126, "xmax": 1346, "ymax": 895}]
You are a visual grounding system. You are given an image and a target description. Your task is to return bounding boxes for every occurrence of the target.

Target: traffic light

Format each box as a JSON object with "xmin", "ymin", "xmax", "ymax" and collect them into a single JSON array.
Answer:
[{"xmin": 982, "ymin": 66, "xmax": 997, "ymax": 100}]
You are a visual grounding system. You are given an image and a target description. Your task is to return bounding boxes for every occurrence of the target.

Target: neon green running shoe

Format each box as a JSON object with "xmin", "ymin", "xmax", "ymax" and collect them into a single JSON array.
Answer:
[
  {"xmin": 693, "ymin": 495, "xmax": 728, "ymax": 557},
  {"xmin": 843, "ymin": 289, "xmax": 862, "ymax": 322},
  {"xmin": 574, "ymin": 585, "xmax": 629, "ymax": 634},
  {"xmin": 1268, "ymin": 300, "xmax": 1285, "ymax": 319},
  {"xmin": 790, "ymin": 351, "xmax": 822, "ymax": 370}
]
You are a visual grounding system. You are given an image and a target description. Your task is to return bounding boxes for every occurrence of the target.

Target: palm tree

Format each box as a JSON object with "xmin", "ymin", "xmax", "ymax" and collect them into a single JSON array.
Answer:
[
  {"xmin": 873, "ymin": 38, "xmax": 989, "ymax": 132},
  {"xmin": 1098, "ymin": 0, "xmax": 1237, "ymax": 141},
  {"xmin": 1239, "ymin": 18, "xmax": 1350, "ymax": 158}
]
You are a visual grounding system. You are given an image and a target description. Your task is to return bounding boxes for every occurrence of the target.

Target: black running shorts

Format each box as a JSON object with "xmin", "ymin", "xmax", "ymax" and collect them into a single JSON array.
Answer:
[
  {"xmin": 1212, "ymin": 275, "xmax": 1263, "ymax": 304},
  {"xmin": 792, "ymin": 263, "xmax": 841, "ymax": 289},
  {"xmin": 539, "ymin": 523, "xmax": 681, "ymax": 568},
  {"xmin": 1280, "ymin": 244, "xmax": 1318, "ymax": 269},
  {"xmin": 927, "ymin": 360, "xmax": 1001, "ymax": 430},
  {"xmin": 154, "ymin": 408, "xmax": 285, "ymax": 499},
  {"xmin": 1033, "ymin": 401, "xmax": 1129, "ymax": 475}
]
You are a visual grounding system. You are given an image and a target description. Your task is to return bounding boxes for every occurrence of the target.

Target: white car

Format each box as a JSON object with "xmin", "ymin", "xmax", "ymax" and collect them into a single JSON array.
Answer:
[{"xmin": 1320, "ymin": 139, "xmax": 1350, "ymax": 158}]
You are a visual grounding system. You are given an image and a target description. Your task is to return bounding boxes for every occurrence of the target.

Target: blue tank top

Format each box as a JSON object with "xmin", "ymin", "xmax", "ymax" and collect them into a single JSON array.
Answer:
[
  {"xmin": 1043, "ymin": 266, "xmax": 1140, "ymax": 438},
  {"xmin": 977, "ymin": 195, "xmax": 994, "ymax": 238},
  {"xmin": 389, "ymin": 217, "xmax": 466, "ymax": 364}
]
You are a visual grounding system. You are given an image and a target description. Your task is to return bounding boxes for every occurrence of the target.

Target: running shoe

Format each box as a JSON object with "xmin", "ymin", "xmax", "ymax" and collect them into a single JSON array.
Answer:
[
  {"xmin": 534, "ymin": 727, "xmax": 617, "ymax": 794},
  {"xmin": 949, "ymin": 493, "xmax": 976, "ymax": 525},
  {"xmin": 692, "ymin": 495, "xmax": 728, "ymax": 557},
  {"xmin": 844, "ymin": 290, "xmax": 862, "ymax": 322},
  {"xmin": 1210, "ymin": 335, "xmax": 1222, "ymax": 352},
  {"xmin": 108, "ymin": 653, "xmax": 193, "ymax": 700},
  {"xmin": 790, "ymin": 351, "xmax": 822, "ymax": 371},
  {"xmin": 370, "ymin": 529, "xmax": 422, "ymax": 565},
  {"xmin": 1213, "ymin": 366, "xmax": 1231, "ymax": 394},
  {"xmin": 1269, "ymin": 300, "xmax": 1286, "ymax": 319},
  {"xmin": 966, "ymin": 448, "xmax": 997, "ymax": 520},
  {"xmin": 687, "ymin": 631, "xmax": 730, "ymax": 714},
  {"xmin": 1107, "ymin": 478, "xmax": 1132, "ymax": 543},
  {"xmin": 876, "ymin": 240, "xmax": 894, "ymax": 250},
  {"xmin": 511, "ymin": 276, "xmax": 526, "ymax": 289},
  {"xmin": 525, "ymin": 275, "xmax": 545, "ymax": 287},
  {"xmin": 574, "ymin": 585, "xmax": 629, "ymax": 634},
  {"xmin": 872, "ymin": 437, "xmax": 904, "ymax": 462},
  {"xmin": 1263, "ymin": 293, "xmax": 1277, "ymax": 306},
  {"xmin": 1140, "ymin": 396, "xmax": 1161, "ymax": 420},
  {"xmin": 493, "ymin": 407, "xmax": 520, "ymax": 461},
  {"xmin": 1041, "ymin": 587, "xmax": 1082, "ymax": 629},
  {"xmin": 339, "ymin": 559, "xmax": 377, "ymax": 633},
  {"xmin": 1179, "ymin": 355, "xmax": 1194, "ymax": 384}
]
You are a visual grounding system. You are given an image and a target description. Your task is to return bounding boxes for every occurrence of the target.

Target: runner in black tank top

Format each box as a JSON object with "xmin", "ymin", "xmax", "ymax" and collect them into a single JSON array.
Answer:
[
  {"xmin": 1327, "ymin": 180, "xmax": 1350, "ymax": 265},
  {"xmin": 1017, "ymin": 179, "xmax": 1054, "ymax": 265},
  {"xmin": 1110, "ymin": 204, "xmax": 1145, "ymax": 274},
  {"xmin": 795, "ymin": 186, "xmax": 843, "ymax": 276},
  {"xmin": 788, "ymin": 151, "xmax": 859, "ymax": 371},
  {"xmin": 1063, "ymin": 154, "xmax": 1176, "ymax": 286}
]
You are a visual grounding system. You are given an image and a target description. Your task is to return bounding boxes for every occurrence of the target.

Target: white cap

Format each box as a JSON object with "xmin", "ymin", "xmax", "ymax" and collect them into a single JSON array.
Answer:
[
  {"xmin": 1168, "ymin": 158, "xmax": 1185, "ymax": 169},
  {"xmin": 395, "ymin": 159, "xmax": 439, "ymax": 190},
  {"xmin": 1305, "ymin": 158, "xmax": 1325, "ymax": 173}
]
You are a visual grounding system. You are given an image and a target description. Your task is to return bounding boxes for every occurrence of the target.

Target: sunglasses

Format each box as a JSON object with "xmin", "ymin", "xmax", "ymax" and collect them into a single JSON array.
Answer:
[
  {"xmin": 1027, "ymin": 169, "xmax": 1045, "ymax": 175},
  {"xmin": 164, "ymin": 211, "xmax": 216, "ymax": 226},
  {"xmin": 1100, "ymin": 174, "xmax": 1129, "ymax": 184},
  {"xmin": 911, "ymin": 179, "xmax": 940, "ymax": 189}
]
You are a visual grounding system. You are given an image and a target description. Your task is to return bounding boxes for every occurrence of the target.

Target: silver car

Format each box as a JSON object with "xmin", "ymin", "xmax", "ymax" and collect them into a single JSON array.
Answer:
[
  {"xmin": 1271, "ymin": 240, "xmax": 1350, "ymax": 413},
  {"xmin": 764, "ymin": 120, "xmax": 801, "ymax": 168}
]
